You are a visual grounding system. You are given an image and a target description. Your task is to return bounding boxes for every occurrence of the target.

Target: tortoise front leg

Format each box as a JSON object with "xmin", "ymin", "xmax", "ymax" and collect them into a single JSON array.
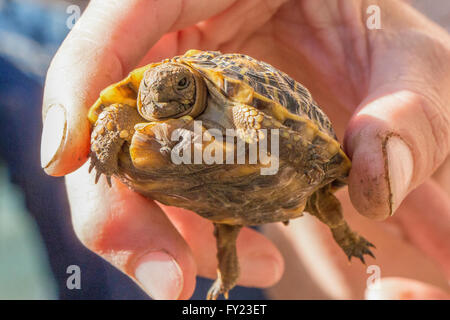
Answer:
[
  {"xmin": 207, "ymin": 223, "xmax": 242, "ymax": 300},
  {"xmin": 90, "ymin": 104, "xmax": 144, "ymax": 186}
]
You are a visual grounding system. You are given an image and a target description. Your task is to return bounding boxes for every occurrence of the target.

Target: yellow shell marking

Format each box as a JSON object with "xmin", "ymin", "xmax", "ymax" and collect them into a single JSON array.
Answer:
[
  {"xmin": 239, "ymin": 67, "xmax": 249, "ymax": 75},
  {"xmin": 87, "ymin": 50, "xmax": 352, "ymax": 171},
  {"xmin": 281, "ymin": 130, "xmax": 290, "ymax": 139},
  {"xmin": 184, "ymin": 49, "xmax": 209, "ymax": 58},
  {"xmin": 283, "ymin": 204, "xmax": 305, "ymax": 218},
  {"xmin": 88, "ymin": 63, "xmax": 160, "ymax": 124}
]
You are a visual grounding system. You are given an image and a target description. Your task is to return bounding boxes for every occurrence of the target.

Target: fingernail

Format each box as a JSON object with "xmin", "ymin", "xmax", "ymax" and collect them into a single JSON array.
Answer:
[
  {"xmin": 134, "ymin": 251, "xmax": 183, "ymax": 300},
  {"xmin": 41, "ymin": 104, "xmax": 67, "ymax": 169},
  {"xmin": 386, "ymin": 136, "xmax": 413, "ymax": 215}
]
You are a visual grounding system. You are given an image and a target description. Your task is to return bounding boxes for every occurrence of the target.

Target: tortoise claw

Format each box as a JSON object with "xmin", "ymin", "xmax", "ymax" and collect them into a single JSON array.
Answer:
[
  {"xmin": 88, "ymin": 160, "xmax": 95, "ymax": 173},
  {"xmin": 106, "ymin": 175, "xmax": 112, "ymax": 188},
  {"xmin": 94, "ymin": 171, "xmax": 101, "ymax": 184},
  {"xmin": 90, "ymin": 154, "xmax": 114, "ymax": 188},
  {"xmin": 346, "ymin": 238, "xmax": 376, "ymax": 264},
  {"xmin": 93, "ymin": 170, "xmax": 112, "ymax": 188},
  {"xmin": 206, "ymin": 278, "xmax": 227, "ymax": 300}
]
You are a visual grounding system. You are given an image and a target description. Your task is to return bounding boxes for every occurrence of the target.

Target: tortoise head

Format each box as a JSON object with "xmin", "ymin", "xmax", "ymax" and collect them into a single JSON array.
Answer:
[{"xmin": 138, "ymin": 63, "xmax": 207, "ymax": 121}]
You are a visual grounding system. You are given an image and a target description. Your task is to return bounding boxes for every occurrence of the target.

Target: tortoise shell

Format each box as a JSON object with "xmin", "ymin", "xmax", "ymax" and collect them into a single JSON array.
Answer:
[
  {"xmin": 87, "ymin": 50, "xmax": 373, "ymax": 300},
  {"xmin": 179, "ymin": 50, "xmax": 336, "ymax": 139}
]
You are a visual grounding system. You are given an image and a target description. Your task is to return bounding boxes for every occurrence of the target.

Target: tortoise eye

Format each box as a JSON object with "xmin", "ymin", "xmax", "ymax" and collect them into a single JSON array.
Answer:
[{"xmin": 177, "ymin": 77, "xmax": 189, "ymax": 89}]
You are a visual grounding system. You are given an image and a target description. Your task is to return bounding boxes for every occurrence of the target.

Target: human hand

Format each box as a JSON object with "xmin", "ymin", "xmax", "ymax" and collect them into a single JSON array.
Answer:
[
  {"xmin": 263, "ymin": 177, "xmax": 450, "ymax": 299},
  {"xmin": 41, "ymin": 0, "xmax": 450, "ymax": 299},
  {"xmin": 259, "ymin": 0, "xmax": 449, "ymax": 299}
]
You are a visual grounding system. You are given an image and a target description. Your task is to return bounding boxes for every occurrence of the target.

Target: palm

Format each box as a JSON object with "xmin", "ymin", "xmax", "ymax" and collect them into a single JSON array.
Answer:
[{"xmin": 139, "ymin": 0, "xmax": 449, "ymax": 298}]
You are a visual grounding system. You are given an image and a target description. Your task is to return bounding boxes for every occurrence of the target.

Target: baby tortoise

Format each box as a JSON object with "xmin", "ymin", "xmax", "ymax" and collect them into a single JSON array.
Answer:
[{"xmin": 87, "ymin": 50, "xmax": 375, "ymax": 300}]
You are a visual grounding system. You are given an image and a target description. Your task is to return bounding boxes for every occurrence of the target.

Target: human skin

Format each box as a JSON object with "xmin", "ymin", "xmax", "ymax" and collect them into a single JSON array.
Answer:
[{"xmin": 41, "ymin": 0, "xmax": 450, "ymax": 299}]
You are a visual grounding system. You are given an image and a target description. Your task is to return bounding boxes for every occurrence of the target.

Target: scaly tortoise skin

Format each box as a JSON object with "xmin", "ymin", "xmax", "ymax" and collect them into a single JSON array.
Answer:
[{"xmin": 87, "ymin": 50, "xmax": 375, "ymax": 299}]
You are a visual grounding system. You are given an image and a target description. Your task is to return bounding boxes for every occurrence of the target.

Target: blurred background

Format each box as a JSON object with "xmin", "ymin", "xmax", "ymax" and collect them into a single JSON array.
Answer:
[{"xmin": 0, "ymin": 0, "xmax": 448, "ymax": 300}]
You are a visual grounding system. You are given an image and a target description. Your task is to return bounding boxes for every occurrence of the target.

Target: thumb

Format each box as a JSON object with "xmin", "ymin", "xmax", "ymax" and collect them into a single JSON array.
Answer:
[
  {"xmin": 345, "ymin": 90, "xmax": 450, "ymax": 220},
  {"xmin": 40, "ymin": 0, "xmax": 179, "ymax": 176},
  {"xmin": 40, "ymin": 0, "xmax": 236, "ymax": 176},
  {"xmin": 365, "ymin": 277, "xmax": 450, "ymax": 300}
]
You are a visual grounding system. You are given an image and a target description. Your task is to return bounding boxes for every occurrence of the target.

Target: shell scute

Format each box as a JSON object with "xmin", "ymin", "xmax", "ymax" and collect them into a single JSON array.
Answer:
[{"xmin": 180, "ymin": 51, "xmax": 337, "ymax": 140}]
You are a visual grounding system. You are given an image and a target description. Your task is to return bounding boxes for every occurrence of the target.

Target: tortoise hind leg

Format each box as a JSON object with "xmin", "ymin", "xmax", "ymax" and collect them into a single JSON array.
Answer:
[
  {"xmin": 306, "ymin": 187, "xmax": 375, "ymax": 263},
  {"xmin": 207, "ymin": 224, "xmax": 242, "ymax": 300}
]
